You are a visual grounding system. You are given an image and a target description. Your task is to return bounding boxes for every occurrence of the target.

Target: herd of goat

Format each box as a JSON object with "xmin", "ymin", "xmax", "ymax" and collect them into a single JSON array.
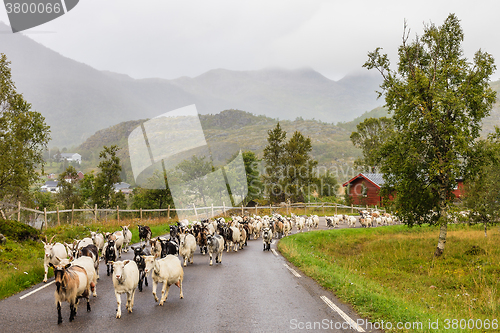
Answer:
[{"xmin": 41, "ymin": 210, "xmax": 399, "ymax": 324}]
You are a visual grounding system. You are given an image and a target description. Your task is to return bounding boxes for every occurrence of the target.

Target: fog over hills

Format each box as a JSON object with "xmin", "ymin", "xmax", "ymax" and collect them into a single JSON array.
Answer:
[{"xmin": 0, "ymin": 22, "xmax": 383, "ymax": 148}]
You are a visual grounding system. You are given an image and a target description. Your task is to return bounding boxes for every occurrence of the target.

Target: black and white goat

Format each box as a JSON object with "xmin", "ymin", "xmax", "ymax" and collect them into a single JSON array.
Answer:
[
  {"xmin": 138, "ymin": 225, "xmax": 152, "ymax": 245},
  {"xmin": 132, "ymin": 245, "xmax": 150, "ymax": 292},
  {"xmin": 103, "ymin": 239, "xmax": 118, "ymax": 276}
]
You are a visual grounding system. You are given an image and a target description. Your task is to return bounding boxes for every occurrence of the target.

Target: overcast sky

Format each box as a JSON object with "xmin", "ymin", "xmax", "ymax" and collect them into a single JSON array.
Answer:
[{"xmin": 1, "ymin": 0, "xmax": 499, "ymax": 81}]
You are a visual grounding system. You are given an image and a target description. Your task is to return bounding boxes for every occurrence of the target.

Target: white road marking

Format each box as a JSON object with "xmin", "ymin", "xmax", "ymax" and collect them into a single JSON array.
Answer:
[
  {"xmin": 283, "ymin": 263, "xmax": 301, "ymax": 278},
  {"xmin": 271, "ymin": 249, "xmax": 278, "ymax": 257},
  {"xmin": 20, "ymin": 280, "xmax": 55, "ymax": 300},
  {"xmin": 320, "ymin": 295, "xmax": 365, "ymax": 332}
]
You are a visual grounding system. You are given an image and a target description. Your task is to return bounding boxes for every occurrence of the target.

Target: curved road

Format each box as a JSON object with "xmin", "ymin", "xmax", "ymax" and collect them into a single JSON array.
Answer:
[{"xmin": 0, "ymin": 217, "xmax": 382, "ymax": 333}]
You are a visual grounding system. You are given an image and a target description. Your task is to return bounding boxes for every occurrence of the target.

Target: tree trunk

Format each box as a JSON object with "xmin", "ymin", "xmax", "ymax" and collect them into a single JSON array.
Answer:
[
  {"xmin": 435, "ymin": 182, "xmax": 448, "ymax": 257},
  {"xmin": 434, "ymin": 222, "xmax": 448, "ymax": 257}
]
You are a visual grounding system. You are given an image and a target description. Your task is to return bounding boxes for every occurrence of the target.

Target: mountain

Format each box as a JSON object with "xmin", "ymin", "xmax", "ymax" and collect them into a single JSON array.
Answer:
[{"xmin": 0, "ymin": 22, "xmax": 382, "ymax": 148}]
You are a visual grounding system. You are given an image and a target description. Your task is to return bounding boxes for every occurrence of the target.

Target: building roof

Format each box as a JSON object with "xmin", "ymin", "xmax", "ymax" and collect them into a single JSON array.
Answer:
[
  {"xmin": 113, "ymin": 182, "xmax": 131, "ymax": 190},
  {"xmin": 363, "ymin": 173, "xmax": 385, "ymax": 186},
  {"xmin": 343, "ymin": 173, "xmax": 385, "ymax": 188},
  {"xmin": 44, "ymin": 180, "xmax": 59, "ymax": 187},
  {"xmin": 60, "ymin": 153, "xmax": 81, "ymax": 158}
]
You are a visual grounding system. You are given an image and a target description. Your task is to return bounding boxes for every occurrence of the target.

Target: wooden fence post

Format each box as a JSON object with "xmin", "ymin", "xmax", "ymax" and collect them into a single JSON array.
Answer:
[
  {"xmin": 117, "ymin": 206, "xmax": 120, "ymax": 222},
  {"xmin": 44, "ymin": 207, "xmax": 47, "ymax": 230},
  {"xmin": 223, "ymin": 202, "xmax": 226, "ymax": 217},
  {"xmin": 17, "ymin": 201, "xmax": 21, "ymax": 222},
  {"xmin": 255, "ymin": 204, "xmax": 258, "ymax": 215},
  {"xmin": 241, "ymin": 205, "xmax": 244, "ymax": 216},
  {"xmin": 167, "ymin": 205, "xmax": 170, "ymax": 219},
  {"xmin": 57, "ymin": 207, "xmax": 60, "ymax": 226},
  {"xmin": 94, "ymin": 204, "xmax": 97, "ymax": 224},
  {"xmin": 140, "ymin": 208, "xmax": 142, "ymax": 220},
  {"xmin": 335, "ymin": 203, "xmax": 337, "ymax": 215},
  {"xmin": 71, "ymin": 203, "xmax": 74, "ymax": 225},
  {"xmin": 193, "ymin": 203, "xmax": 198, "ymax": 220},
  {"xmin": 211, "ymin": 204, "xmax": 214, "ymax": 218},
  {"xmin": 351, "ymin": 204, "xmax": 353, "ymax": 214},
  {"xmin": 286, "ymin": 202, "xmax": 289, "ymax": 216},
  {"xmin": 304, "ymin": 203, "xmax": 307, "ymax": 215}
]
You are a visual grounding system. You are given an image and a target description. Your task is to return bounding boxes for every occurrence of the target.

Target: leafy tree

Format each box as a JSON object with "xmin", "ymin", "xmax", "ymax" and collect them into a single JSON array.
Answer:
[
  {"xmin": 343, "ymin": 184, "xmax": 353, "ymax": 206},
  {"xmin": 0, "ymin": 53, "xmax": 50, "ymax": 202},
  {"xmin": 32, "ymin": 189, "xmax": 56, "ymax": 211},
  {"xmin": 262, "ymin": 122, "xmax": 287, "ymax": 203},
  {"xmin": 81, "ymin": 145, "xmax": 124, "ymax": 208},
  {"xmin": 350, "ymin": 117, "xmax": 394, "ymax": 170},
  {"xmin": 175, "ymin": 155, "xmax": 214, "ymax": 207},
  {"xmin": 57, "ymin": 166, "xmax": 82, "ymax": 210},
  {"xmin": 109, "ymin": 190, "xmax": 126, "ymax": 209},
  {"xmin": 242, "ymin": 151, "xmax": 264, "ymax": 204},
  {"xmin": 315, "ymin": 169, "xmax": 338, "ymax": 198},
  {"xmin": 284, "ymin": 131, "xmax": 318, "ymax": 202},
  {"xmin": 364, "ymin": 14, "xmax": 496, "ymax": 256},
  {"xmin": 131, "ymin": 170, "xmax": 174, "ymax": 214},
  {"xmin": 262, "ymin": 124, "xmax": 319, "ymax": 203},
  {"xmin": 463, "ymin": 128, "xmax": 500, "ymax": 236},
  {"xmin": 79, "ymin": 171, "xmax": 95, "ymax": 205}
]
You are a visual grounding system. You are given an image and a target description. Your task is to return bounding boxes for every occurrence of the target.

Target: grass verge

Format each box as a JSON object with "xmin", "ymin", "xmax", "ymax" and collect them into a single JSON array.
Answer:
[
  {"xmin": 278, "ymin": 224, "xmax": 500, "ymax": 333},
  {"xmin": 0, "ymin": 217, "xmax": 176, "ymax": 300}
]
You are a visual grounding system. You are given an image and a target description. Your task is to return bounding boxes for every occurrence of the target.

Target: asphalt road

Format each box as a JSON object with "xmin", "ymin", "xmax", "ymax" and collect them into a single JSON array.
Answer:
[{"xmin": 0, "ymin": 217, "xmax": 383, "ymax": 333}]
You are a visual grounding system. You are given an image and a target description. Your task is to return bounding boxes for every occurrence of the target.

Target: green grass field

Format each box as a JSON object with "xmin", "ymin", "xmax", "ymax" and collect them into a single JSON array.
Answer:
[{"xmin": 278, "ymin": 224, "xmax": 500, "ymax": 333}]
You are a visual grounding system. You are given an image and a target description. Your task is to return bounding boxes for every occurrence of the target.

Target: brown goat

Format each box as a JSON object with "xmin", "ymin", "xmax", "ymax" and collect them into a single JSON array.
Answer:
[{"xmin": 50, "ymin": 262, "xmax": 91, "ymax": 324}]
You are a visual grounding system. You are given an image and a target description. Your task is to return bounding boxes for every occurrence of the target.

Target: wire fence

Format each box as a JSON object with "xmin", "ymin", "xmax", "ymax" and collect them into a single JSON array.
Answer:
[{"xmin": 0, "ymin": 201, "xmax": 387, "ymax": 230}]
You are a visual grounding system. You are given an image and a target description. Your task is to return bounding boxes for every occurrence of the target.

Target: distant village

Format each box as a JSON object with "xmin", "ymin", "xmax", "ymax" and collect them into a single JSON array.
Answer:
[{"xmin": 40, "ymin": 152, "xmax": 132, "ymax": 195}]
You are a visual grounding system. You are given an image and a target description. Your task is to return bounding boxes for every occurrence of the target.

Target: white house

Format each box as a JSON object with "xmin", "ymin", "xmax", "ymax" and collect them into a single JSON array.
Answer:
[
  {"xmin": 113, "ymin": 182, "xmax": 132, "ymax": 194},
  {"xmin": 60, "ymin": 153, "xmax": 82, "ymax": 164},
  {"xmin": 41, "ymin": 180, "xmax": 60, "ymax": 193}
]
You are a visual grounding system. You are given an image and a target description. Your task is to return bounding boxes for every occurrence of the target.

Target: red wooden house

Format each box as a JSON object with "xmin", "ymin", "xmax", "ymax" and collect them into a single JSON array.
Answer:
[
  {"xmin": 343, "ymin": 173, "xmax": 464, "ymax": 206},
  {"xmin": 343, "ymin": 173, "xmax": 386, "ymax": 206}
]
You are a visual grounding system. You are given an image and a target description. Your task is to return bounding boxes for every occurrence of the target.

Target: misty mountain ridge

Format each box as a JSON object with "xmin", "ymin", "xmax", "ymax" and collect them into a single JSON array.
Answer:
[
  {"xmin": 0, "ymin": 21, "xmax": 383, "ymax": 147},
  {"xmin": 2, "ymin": 20, "xmax": 500, "ymax": 152}
]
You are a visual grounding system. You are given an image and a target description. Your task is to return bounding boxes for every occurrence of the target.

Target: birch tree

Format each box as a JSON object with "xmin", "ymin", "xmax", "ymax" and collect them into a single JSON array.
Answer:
[{"xmin": 363, "ymin": 14, "xmax": 496, "ymax": 256}]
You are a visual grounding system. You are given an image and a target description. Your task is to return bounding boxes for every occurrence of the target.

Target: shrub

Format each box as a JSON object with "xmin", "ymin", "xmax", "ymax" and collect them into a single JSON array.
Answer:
[{"xmin": 0, "ymin": 219, "xmax": 40, "ymax": 242}]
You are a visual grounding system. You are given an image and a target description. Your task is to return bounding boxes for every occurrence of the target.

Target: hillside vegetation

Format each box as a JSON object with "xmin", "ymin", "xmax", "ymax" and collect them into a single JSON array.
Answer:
[{"xmin": 75, "ymin": 109, "xmax": 364, "ymax": 185}]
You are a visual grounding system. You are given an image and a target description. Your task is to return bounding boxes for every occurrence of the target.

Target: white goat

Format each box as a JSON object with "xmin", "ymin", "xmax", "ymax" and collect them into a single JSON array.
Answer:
[
  {"xmin": 71, "ymin": 256, "xmax": 98, "ymax": 297},
  {"xmin": 90, "ymin": 231, "xmax": 105, "ymax": 256},
  {"xmin": 111, "ymin": 260, "xmax": 139, "ymax": 319},
  {"xmin": 144, "ymin": 255, "xmax": 184, "ymax": 306},
  {"xmin": 229, "ymin": 226, "xmax": 241, "ymax": 252},
  {"xmin": 296, "ymin": 216, "xmax": 305, "ymax": 232},
  {"xmin": 42, "ymin": 235, "xmax": 68, "ymax": 283},
  {"xmin": 347, "ymin": 216, "xmax": 357, "ymax": 228},
  {"xmin": 121, "ymin": 225, "xmax": 133, "ymax": 253},
  {"xmin": 179, "ymin": 233, "xmax": 197, "ymax": 267},
  {"xmin": 311, "ymin": 215, "xmax": 319, "ymax": 228}
]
